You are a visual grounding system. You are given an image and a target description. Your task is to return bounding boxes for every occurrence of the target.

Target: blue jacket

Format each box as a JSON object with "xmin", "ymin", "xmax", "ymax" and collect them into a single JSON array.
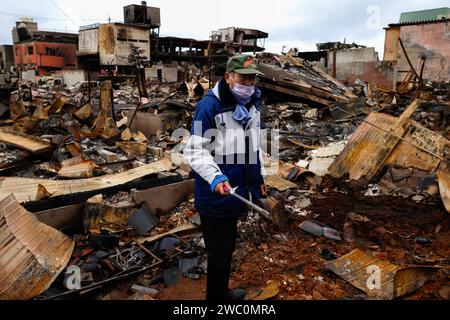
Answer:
[{"xmin": 184, "ymin": 78, "xmax": 266, "ymax": 218}]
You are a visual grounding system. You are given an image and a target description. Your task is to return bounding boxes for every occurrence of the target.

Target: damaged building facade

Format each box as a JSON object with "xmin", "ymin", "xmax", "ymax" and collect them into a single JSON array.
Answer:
[
  {"xmin": 150, "ymin": 28, "xmax": 268, "ymax": 83},
  {"xmin": 324, "ymin": 43, "xmax": 395, "ymax": 88},
  {"xmin": 78, "ymin": 1, "xmax": 160, "ymax": 76},
  {"xmin": 12, "ymin": 18, "xmax": 78, "ymax": 77},
  {"xmin": 384, "ymin": 7, "xmax": 450, "ymax": 82},
  {"xmin": 210, "ymin": 27, "xmax": 268, "ymax": 54},
  {"xmin": 299, "ymin": 41, "xmax": 397, "ymax": 89},
  {"xmin": 298, "ymin": 7, "xmax": 450, "ymax": 89},
  {"xmin": 78, "ymin": 23, "xmax": 151, "ymax": 74}
]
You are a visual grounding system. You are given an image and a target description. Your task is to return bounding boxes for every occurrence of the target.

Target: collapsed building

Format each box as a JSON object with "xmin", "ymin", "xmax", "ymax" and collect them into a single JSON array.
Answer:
[
  {"xmin": 79, "ymin": 1, "xmax": 160, "ymax": 77},
  {"xmin": 0, "ymin": 4, "xmax": 448, "ymax": 302},
  {"xmin": 78, "ymin": 22, "xmax": 152, "ymax": 75},
  {"xmin": 298, "ymin": 7, "xmax": 450, "ymax": 90}
]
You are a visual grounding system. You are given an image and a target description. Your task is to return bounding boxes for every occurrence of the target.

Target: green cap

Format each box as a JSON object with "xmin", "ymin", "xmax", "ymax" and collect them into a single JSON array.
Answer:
[{"xmin": 226, "ymin": 54, "xmax": 264, "ymax": 75}]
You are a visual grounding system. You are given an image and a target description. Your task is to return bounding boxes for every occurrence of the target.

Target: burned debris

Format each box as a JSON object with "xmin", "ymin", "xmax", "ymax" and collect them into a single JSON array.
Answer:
[{"xmin": 0, "ymin": 3, "xmax": 448, "ymax": 302}]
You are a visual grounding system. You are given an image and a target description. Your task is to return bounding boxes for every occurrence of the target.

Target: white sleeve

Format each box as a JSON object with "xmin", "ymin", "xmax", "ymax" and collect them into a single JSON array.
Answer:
[
  {"xmin": 184, "ymin": 133, "xmax": 223, "ymax": 185},
  {"xmin": 259, "ymin": 146, "xmax": 268, "ymax": 179}
]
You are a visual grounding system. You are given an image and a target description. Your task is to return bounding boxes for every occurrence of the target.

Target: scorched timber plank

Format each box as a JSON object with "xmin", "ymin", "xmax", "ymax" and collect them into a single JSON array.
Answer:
[
  {"xmin": 0, "ymin": 128, "xmax": 52, "ymax": 154},
  {"xmin": 0, "ymin": 159, "xmax": 174, "ymax": 203}
]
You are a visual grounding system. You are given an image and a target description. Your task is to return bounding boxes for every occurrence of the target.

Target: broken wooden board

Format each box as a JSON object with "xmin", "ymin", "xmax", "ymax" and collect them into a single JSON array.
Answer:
[
  {"xmin": 0, "ymin": 194, "xmax": 74, "ymax": 300},
  {"xmin": 35, "ymin": 184, "xmax": 54, "ymax": 201},
  {"xmin": 0, "ymin": 159, "xmax": 173, "ymax": 203},
  {"xmin": 92, "ymin": 81, "xmax": 119, "ymax": 139},
  {"xmin": 265, "ymin": 174, "xmax": 299, "ymax": 192},
  {"xmin": 132, "ymin": 180, "xmax": 195, "ymax": 215},
  {"xmin": 116, "ymin": 141, "xmax": 148, "ymax": 157},
  {"xmin": 0, "ymin": 149, "xmax": 30, "ymax": 171},
  {"xmin": 9, "ymin": 92, "xmax": 28, "ymax": 120},
  {"xmin": 312, "ymin": 65, "xmax": 357, "ymax": 99},
  {"xmin": 121, "ymin": 128, "xmax": 148, "ymax": 143},
  {"xmin": 48, "ymin": 97, "xmax": 68, "ymax": 115},
  {"xmin": 83, "ymin": 199, "xmax": 136, "ymax": 234},
  {"xmin": 74, "ymin": 103, "xmax": 92, "ymax": 121},
  {"xmin": 0, "ymin": 128, "xmax": 52, "ymax": 154},
  {"xmin": 137, "ymin": 223, "xmax": 198, "ymax": 244},
  {"xmin": 437, "ymin": 170, "xmax": 450, "ymax": 212},
  {"xmin": 32, "ymin": 104, "xmax": 50, "ymax": 120},
  {"xmin": 385, "ymin": 118, "xmax": 449, "ymax": 172},
  {"xmin": 126, "ymin": 111, "xmax": 163, "ymax": 142},
  {"xmin": 58, "ymin": 160, "xmax": 97, "ymax": 179},
  {"xmin": 60, "ymin": 156, "xmax": 84, "ymax": 167},
  {"xmin": 257, "ymin": 82, "xmax": 333, "ymax": 107},
  {"xmin": 328, "ymin": 100, "xmax": 420, "ymax": 180},
  {"xmin": 33, "ymin": 203, "xmax": 84, "ymax": 230},
  {"xmin": 325, "ymin": 249, "xmax": 440, "ymax": 300}
]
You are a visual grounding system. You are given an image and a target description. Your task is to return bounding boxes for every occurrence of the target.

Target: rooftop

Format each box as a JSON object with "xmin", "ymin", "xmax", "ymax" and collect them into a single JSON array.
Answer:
[{"xmin": 396, "ymin": 7, "xmax": 450, "ymax": 25}]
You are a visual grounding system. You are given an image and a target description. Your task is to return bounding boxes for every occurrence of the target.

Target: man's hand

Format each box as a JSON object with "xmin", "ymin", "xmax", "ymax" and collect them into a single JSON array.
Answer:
[
  {"xmin": 260, "ymin": 184, "xmax": 268, "ymax": 196},
  {"xmin": 215, "ymin": 181, "xmax": 232, "ymax": 196}
]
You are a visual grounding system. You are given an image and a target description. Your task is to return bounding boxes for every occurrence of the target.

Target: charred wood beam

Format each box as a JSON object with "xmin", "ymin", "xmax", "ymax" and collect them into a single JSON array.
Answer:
[
  {"xmin": 24, "ymin": 174, "xmax": 185, "ymax": 213},
  {"xmin": 257, "ymin": 81, "xmax": 333, "ymax": 107},
  {"xmin": 398, "ymin": 38, "xmax": 422, "ymax": 85}
]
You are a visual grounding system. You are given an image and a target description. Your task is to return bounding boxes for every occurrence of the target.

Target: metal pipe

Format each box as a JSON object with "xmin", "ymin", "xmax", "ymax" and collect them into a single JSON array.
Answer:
[{"xmin": 228, "ymin": 187, "xmax": 270, "ymax": 219}]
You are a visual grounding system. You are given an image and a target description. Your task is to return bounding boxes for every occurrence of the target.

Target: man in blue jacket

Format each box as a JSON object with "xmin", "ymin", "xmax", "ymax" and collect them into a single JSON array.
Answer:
[{"xmin": 184, "ymin": 54, "xmax": 267, "ymax": 301}]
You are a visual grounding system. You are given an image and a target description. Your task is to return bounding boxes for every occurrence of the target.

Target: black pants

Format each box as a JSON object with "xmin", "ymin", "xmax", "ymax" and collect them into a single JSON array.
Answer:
[{"xmin": 200, "ymin": 215, "xmax": 239, "ymax": 301}]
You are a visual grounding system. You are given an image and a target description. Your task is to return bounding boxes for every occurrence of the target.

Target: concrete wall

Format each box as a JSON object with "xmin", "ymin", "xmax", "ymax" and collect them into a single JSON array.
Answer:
[
  {"xmin": 334, "ymin": 47, "xmax": 378, "ymax": 64},
  {"xmin": 329, "ymin": 47, "xmax": 395, "ymax": 88},
  {"xmin": 21, "ymin": 70, "xmax": 36, "ymax": 81},
  {"xmin": 54, "ymin": 70, "xmax": 86, "ymax": 87},
  {"xmin": 397, "ymin": 22, "xmax": 450, "ymax": 82},
  {"xmin": 79, "ymin": 24, "xmax": 150, "ymax": 66},
  {"xmin": 342, "ymin": 61, "xmax": 396, "ymax": 88},
  {"xmin": 100, "ymin": 24, "xmax": 150, "ymax": 66},
  {"xmin": 211, "ymin": 27, "xmax": 235, "ymax": 42},
  {"xmin": 79, "ymin": 28, "xmax": 99, "ymax": 55},
  {"xmin": 145, "ymin": 64, "xmax": 178, "ymax": 82}
]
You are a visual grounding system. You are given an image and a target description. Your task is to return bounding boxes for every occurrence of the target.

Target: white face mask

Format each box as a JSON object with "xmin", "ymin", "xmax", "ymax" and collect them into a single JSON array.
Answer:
[{"xmin": 231, "ymin": 83, "xmax": 255, "ymax": 100}]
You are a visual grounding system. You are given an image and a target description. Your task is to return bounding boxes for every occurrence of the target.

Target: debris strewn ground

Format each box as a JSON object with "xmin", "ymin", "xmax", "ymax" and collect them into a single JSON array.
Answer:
[{"xmin": 0, "ymin": 3, "xmax": 449, "ymax": 301}]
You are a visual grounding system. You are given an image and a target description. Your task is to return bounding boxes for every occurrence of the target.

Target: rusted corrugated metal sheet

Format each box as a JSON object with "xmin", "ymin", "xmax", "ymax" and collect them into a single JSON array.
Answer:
[
  {"xmin": 0, "ymin": 194, "xmax": 74, "ymax": 300},
  {"xmin": 329, "ymin": 100, "xmax": 450, "ymax": 212},
  {"xmin": 329, "ymin": 100, "xmax": 448, "ymax": 182},
  {"xmin": 325, "ymin": 249, "xmax": 440, "ymax": 300},
  {"xmin": 328, "ymin": 112, "xmax": 400, "ymax": 180},
  {"xmin": 385, "ymin": 119, "xmax": 449, "ymax": 172}
]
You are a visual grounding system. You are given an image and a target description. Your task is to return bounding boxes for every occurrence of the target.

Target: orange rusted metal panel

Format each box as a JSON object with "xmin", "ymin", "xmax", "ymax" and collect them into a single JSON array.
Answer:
[
  {"xmin": 328, "ymin": 112, "xmax": 399, "ymax": 180},
  {"xmin": 329, "ymin": 100, "xmax": 431, "ymax": 181},
  {"xmin": 0, "ymin": 194, "xmax": 74, "ymax": 300},
  {"xmin": 385, "ymin": 119, "xmax": 449, "ymax": 172}
]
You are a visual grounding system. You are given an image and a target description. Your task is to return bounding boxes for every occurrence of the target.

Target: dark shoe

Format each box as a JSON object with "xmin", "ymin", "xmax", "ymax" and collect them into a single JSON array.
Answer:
[{"xmin": 226, "ymin": 288, "xmax": 246, "ymax": 301}]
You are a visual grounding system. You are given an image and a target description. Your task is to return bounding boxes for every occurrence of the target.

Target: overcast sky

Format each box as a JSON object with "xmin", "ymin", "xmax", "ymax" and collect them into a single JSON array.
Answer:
[{"xmin": 0, "ymin": 0, "xmax": 449, "ymax": 57}]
